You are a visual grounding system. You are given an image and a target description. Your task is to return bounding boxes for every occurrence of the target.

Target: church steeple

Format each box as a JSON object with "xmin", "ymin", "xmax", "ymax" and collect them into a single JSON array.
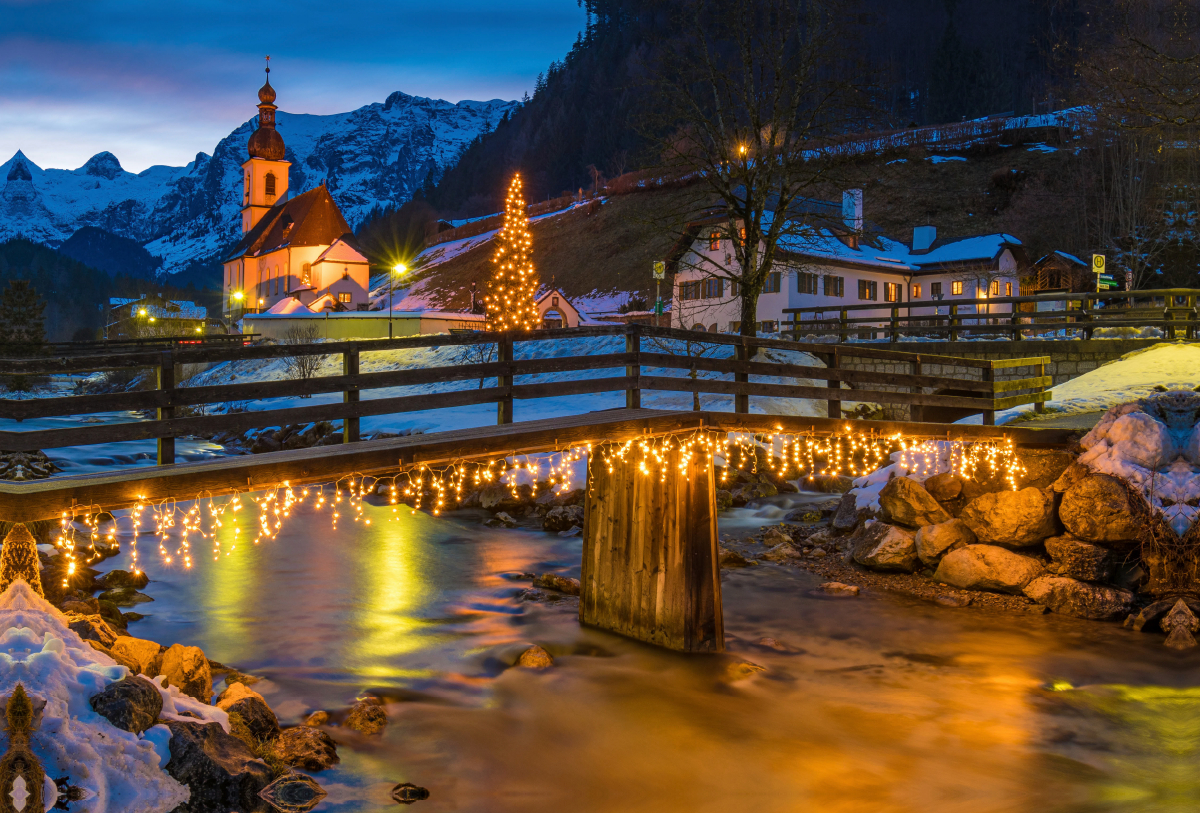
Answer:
[{"xmin": 241, "ymin": 56, "xmax": 291, "ymax": 234}]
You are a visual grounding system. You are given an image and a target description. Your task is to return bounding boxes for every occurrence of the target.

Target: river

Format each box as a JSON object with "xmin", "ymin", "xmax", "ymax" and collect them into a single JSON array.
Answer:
[{"xmin": 93, "ymin": 491, "xmax": 1200, "ymax": 813}]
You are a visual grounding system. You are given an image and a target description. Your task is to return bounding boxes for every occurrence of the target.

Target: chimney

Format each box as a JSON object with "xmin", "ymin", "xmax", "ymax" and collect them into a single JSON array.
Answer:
[
  {"xmin": 842, "ymin": 189, "xmax": 863, "ymax": 233},
  {"xmin": 912, "ymin": 225, "xmax": 937, "ymax": 252}
]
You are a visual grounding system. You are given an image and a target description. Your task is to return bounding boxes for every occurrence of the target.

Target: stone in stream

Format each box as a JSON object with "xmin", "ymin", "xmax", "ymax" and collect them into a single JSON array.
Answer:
[
  {"xmin": 160, "ymin": 643, "xmax": 214, "ymax": 703},
  {"xmin": 819, "ymin": 582, "xmax": 860, "ymax": 596},
  {"xmin": 216, "ymin": 682, "xmax": 280, "ymax": 742},
  {"xmin": 258, "ymin": 773, "xmax": 327, "ymax": 813},
  {"xmin": 97, "ymin": 586, "xmax": 154, "ymax": 606},
  {"xmin": 831, "ymin": 492, "xmax": 871, "ymax": 534},
  {"xmin": 516, "ymin": 645, "xmax": 554, "ymax": 670},
  {"xmin": 878, "ymin": 477, "xmax": 950, "ymax": 529},
  {"xmin": 959, "ymin": 487, "xmax": 1058, "ymax": 546},
  {"xmin": 486, "ymin": 512, "xmax": 518, "ymax": 528},
  {"xmin": 303, "ymin": 710, "xmax": 330, "ymax": 727},
  {"xmin": 1044, "ymin": 535, "xmax": 1114, "ymax": 582},
  {"xmin": 1161, "ymin": 600, "xmax": 1200, "ymax": 650},
  {"xmin": 730, "ymin": 481, "xmax": 778, "ymax": 506},
  {"xmin": 718, "ymin": 548, "xmax": 754, "ymax": 568},
  {"xmin": 1022, "ymin": 576, "xmax": 1134, "ymax": 621},
  {"xmin": 345, "ymin": 698, "xmax": 388, "ymax": 734},
  {"xmin": 63, "ymin": 612, "xmax": 120, "ymax": 647},
  {"xmin": 110, "ymin": 635, "xmax": 165, "ymax": 677},
  {"xmin": 934, "ymin": 545, "xmax": 1045, "ymax": 594},
  {"xmin": 272, "ymin": 726, "xmax": 340, "ymax": 771},
  {"xmin": 542, "ymin": 505, "xmax": 584, "ymax": 533},
  {"xmin": 96, "ymin": 569, "xmax": 150, "ymax": 590},
  {"xmin": 89, "ymin": 676, "xmax": 163, "ymax": 734},
  {"xmin": 915, "ymin": 519, "xmax": 977, "ymax": 566},
  {"xmin": 1059, "ymin": 474, "xmax": 1142, "ymax": 544},
  {"xmin": 224, "ymin": 670, "xmax": 261, "ymax": 688},
  {"xmin": 480, "ymin": 483, "xmax": 534, "ymax": 512},
  {"xmin": 163, "ymin": 719, "xmax": 273, "ymax": 812},
  {"xmin": 531, "ymin": 573, "xmax": 580, "ymax": 595},
  {"xmin": 391, "ymin": 782, "xmax": 431, "ymax": 805},
  {"xmin": 922, "ymin": 472, "xmax": 963, "ymax": 502},
  {"xmin": 850, "ymin": 522, "xmax": 919, "ymax": 573},
  {"xmin": 715, "ymin": 489, "xmax": 734, "ymax": 512}
]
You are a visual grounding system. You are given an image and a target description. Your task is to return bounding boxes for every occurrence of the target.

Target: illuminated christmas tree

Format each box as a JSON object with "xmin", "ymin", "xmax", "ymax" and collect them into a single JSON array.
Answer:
[{"xmin": 484, "ymin": 174, "xmax": 540, "ymax": 331}]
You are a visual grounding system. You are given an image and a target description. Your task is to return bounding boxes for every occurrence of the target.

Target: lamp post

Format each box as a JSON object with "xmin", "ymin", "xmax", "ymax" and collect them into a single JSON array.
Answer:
[{"xmin": 390, "ymin": 263, "xmax": 407, "ymax": 339}]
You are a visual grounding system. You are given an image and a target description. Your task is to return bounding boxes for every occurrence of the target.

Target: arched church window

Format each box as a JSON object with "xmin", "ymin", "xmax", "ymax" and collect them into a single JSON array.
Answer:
[
  {"xmin": 265, "ymin": 173, "xmax": 276, "ymax": 197},
  {"xmin": 301, "ymin": 263, "xmax": 311, "ymax": 284}
]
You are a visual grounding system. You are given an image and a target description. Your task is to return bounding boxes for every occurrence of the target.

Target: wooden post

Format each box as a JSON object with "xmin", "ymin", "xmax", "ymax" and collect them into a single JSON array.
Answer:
[
  {"xmin": 157, "ymin": 349, "xmax": 175, "ymax": 465},
  {"xmin": 625, "ymin": 325, "xmax": 641, "ymax": 410},
  {"xmin": 734, "ymin": 340, "xmax": 749, "ymax": 414},
  {"xmin": 497, "ymin": 333, "xmax": 514, "ymax": 425},
  {"xmin": 342, "ymin": 343, "xmax": 360, "ymax": 443},
  {"xmin": 1035, "ymin": 360, "xmax": 1047, "ymax": 414},
  {"xmin": 826, "ymin": 348, "xmax": 841, "ymax": 419},
  {"xmin": 949, "ymin": 304, "xmax": 959, "ymax": 342},
  {"xmin": 838, "ymin": 308, "xmax": 848, "ymax": 344},
  {"xmin": 580, "ymin": 443, "xmax": 723, "ymax": 652},
  {"xmin": 982, "ymin": 364, "xmax": 996, "ymax": 426},
  {"xmin": 1010, "ymin": 309, "xmax": 1023, "ymax": 341},
  {"xmin": 1082, "ymin": 296, "xmax": 1094, "ymax": 340},
  {"xmin": 889, "ymin": 306, "xmax": 899, "ymax": 343},
  {"xmin": 910, "ymin": 356, "xmax": 923, "ymax": 423}
]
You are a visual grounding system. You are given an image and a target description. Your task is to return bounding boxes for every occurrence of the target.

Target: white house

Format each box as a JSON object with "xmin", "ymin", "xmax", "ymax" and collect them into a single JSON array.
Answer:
[{"xmin": 668, "ymin": 190, "xmax": 1025, "ymax": 334}]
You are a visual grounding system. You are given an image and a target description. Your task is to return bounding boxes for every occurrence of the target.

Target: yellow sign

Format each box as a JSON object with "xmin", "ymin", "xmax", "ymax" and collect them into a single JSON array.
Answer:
[
  {"xmin": 1092, "ymin": 254, "xmax": 1105, "ymax": 274},
  {"xmin": 653, "ymin": 261, "xmax": 665, "ymax": 280}
]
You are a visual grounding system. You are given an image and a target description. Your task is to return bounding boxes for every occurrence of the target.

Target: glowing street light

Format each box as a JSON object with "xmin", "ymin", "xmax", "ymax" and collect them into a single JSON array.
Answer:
[{"xmin": 389, "ymin": 263, "xmax": 407, "ymax": 340}]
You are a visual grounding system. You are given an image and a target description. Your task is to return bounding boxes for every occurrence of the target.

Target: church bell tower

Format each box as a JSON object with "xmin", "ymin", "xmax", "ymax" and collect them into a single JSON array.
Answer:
[{"xmin": 241, "ymin": 58, "xmax": 291, "ymax": 233}]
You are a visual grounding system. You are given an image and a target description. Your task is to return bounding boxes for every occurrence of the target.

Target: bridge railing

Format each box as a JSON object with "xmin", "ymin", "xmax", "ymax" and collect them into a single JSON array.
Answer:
[
  {"xmin": 782, "ymin": 288, "xmax": 1200, "ymax": 343},
  {"xmin": 0, "ymin": 324, "xmax": 1051, "ymax": 466}
]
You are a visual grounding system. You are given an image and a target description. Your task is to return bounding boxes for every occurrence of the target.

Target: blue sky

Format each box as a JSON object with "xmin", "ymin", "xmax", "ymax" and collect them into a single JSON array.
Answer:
[{"xmin": 0, "ymin": 0, "xmax": 586, "ymax": 172}]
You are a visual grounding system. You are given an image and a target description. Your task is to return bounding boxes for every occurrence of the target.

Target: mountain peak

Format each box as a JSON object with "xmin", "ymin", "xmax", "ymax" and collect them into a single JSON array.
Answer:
[
  {"xmin": 81, "ymin": 152, "xmax": 123, "ymax": 180},
  {"xmin": 6, "ymin": 157, "xmax": 32, "ymax": 183}
]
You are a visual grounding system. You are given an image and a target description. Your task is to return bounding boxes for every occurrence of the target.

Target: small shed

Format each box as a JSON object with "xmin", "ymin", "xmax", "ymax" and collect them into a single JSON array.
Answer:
[{"xmin": 535, "ymin": 288, "xmax": 581, "ymax": 329}]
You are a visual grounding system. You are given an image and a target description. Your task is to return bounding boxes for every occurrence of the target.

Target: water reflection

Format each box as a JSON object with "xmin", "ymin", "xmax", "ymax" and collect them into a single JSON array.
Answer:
[{"xmin": 85, "ymin": 495, "xmax": 1200, "ymax": 812}]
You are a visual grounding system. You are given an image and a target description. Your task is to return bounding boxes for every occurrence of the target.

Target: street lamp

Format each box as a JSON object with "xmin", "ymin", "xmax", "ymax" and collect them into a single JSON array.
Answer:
[{"xmin": 389, "ymin": 263, "xmax": 407, "ymax": 339}]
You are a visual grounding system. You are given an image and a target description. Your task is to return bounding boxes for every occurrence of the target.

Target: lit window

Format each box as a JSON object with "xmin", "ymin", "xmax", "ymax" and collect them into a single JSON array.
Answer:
[
  {"xmin": 1005, "ymin": 282, "xmax": 1013, "ymax": 296},
  {"xmin": 884, "ymin": 282, "xmax": 901, "ymax": 303},
  {"xmin": 338, "ymin": 292, "xmax": 352, "ymax": 304},
  {"xmin": 264, "ymin": 172, "xmax": 276, "ymax": 197},
  {"xmin": 857, "ymin": 279, "xmax": 878, "ymax": 301},
  {"xmin": 709, "ymin": 231, "xmax": 721, "ymax": 251},
  {"xmin": 951, "ymin": 281, "xmax": 964, "ymax": 295},
  {"xmin": 911, "ymin": 283, "xmax": 922, "ymax": 298},
  {"xmin": 990, "ymin": 279, "xmax": 1000, "ymax": 296}
]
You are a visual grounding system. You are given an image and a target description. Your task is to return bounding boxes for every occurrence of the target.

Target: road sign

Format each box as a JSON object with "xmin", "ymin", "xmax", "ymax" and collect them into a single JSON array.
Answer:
[
  {"xmin": 1092, "ymin": 254, "xmax": 1105, "ymax": 274},
  {"xmin": 653, "ymin": 261, "xmax": 665, "ymax": 280}
]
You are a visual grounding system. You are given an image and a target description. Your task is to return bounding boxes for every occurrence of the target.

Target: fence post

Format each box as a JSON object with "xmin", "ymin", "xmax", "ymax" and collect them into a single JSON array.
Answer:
[
  {"xmin": 838, "ymin": 309, "xmax": 848, "ymax": 344},
  {"xmin": 1010, "ymin": 309, "xmax": 1023, "ymax": 341},
  {"xmin": 342, "ymin": 343, "xmax": 360, "ymax": 443},
  {"xmin": 497, "ymin": 333, "xmax": 514, "ymax": 424},
  {"xmin": 1035, "ymin": 359, "xmax": 1047, "ymax": 414},
  {"xmin": 625, "ymin": 324, "xmax": 641, "ymax": 410},
  {"xmin": 734, "ymin": 340, "xmax": 749, "ymax": 414},
  {"xmin": 826, "ymin": 348, "xmax": 841, "ymax": 419},
  {"xmin": 910, "ymin": 356, "xmax": 923, "ymax": 423},
  {"xmin": 889, "ymin": 307, "xmax": 899, "ymax": 343},
  {"xmin": 982, "ymin": 363, "xmax": 996, "ymax": 426},
  {"xmin": 949, "ymin": 304, "xmax": 959, "ymax": 342},
  {"xmin": 157, "ymin": 349, "xmax": 175, "ymax": 465},
  {"xmin": 1188, "ymin": 295, "xmax": 1197, "ymax": 341}
]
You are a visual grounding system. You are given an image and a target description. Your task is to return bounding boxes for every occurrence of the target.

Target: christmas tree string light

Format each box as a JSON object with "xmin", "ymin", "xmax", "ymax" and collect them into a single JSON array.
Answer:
[{"xmin": 483, "ymin": 173, "xmax": 541, "ymax": 331}]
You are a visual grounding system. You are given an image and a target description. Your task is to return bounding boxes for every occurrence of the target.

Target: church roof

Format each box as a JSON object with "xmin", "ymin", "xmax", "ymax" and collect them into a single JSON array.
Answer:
[{"xmin": 223, "ymin": 185, "xmax": 361, "ymax": 263}]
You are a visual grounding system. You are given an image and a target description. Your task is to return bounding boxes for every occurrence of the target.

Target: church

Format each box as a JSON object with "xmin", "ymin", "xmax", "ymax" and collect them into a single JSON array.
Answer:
[{"xmin": 221, "ymin": 67, "xmax": 371, "ymax": 317}]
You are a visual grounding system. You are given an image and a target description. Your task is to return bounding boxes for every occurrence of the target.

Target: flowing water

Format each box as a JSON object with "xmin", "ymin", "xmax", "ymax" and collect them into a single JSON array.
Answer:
[{"xmin": 94, "ymin": 493, "xmax": 1200, "ymax": 813}]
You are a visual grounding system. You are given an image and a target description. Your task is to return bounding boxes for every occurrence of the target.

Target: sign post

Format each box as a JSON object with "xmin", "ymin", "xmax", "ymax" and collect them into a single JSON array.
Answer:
[
  {"xmin": 1092, "ymin": 254, "xmax": 1106, "ymax": 293},
  {"xmin": 652, "ymin": 261, "xmax": 665, "ymax": 321}
]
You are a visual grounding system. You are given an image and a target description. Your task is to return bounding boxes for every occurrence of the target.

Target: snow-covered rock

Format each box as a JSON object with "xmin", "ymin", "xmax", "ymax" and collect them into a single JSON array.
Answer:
[{"xmin": 0, "ymin": 92, "xmax": 518, "ymax": 274}]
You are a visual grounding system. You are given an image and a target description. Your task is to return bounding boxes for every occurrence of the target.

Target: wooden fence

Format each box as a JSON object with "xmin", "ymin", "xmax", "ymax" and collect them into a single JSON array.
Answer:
[
  {"xmin": 0, "ymin": 324, "xmax": 1050, "ymax": 465},
  {"xmin": 783, "ymin": 289, "xmax": 1200, "ymax": 343}
]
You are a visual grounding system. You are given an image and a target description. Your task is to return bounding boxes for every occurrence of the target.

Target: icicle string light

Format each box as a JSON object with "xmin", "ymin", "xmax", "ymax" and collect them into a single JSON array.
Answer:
[{"xmin": 46, "ymin": 428, "xmax": 1023, "ymax": 585}]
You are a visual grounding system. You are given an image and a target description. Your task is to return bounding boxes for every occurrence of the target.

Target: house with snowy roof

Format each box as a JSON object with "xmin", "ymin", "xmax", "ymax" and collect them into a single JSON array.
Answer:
[
  {"xmin": 667, "ymin": 190, "xmax": 1026, "ymax": 334},
  {"xmin": 106, "ymin": 297, "xmax": 210, "ymax": 339},
  {"xmin": 221, "ymin": 68, "xmax": 371, "ymax": 318}
]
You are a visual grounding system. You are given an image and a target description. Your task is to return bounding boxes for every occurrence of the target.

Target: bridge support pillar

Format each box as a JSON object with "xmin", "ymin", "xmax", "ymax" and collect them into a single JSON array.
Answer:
[{"xmin": 580, "ymin": 446, "xmax": 724, "ymax": 653}]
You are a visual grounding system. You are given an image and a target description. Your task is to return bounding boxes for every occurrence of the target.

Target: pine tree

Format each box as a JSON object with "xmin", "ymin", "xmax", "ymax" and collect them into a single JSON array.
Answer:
[{"xmin": 484, "ymin": 174, "xmax": 540, "ymax": 331}]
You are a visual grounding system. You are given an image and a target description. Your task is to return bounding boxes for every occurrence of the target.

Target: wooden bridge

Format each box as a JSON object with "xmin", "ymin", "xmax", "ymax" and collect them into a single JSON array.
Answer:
[{"xmin": 0, "ymin": 325, "xmax": 1071, "ymax": 653}]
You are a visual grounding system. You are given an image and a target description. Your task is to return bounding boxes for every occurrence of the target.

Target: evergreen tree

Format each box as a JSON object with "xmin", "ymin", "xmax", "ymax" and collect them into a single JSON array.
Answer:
[
  {"xmin": 0, "ymin": 280, "xmax": 46, "ymax": 356},
  {"xmin": 484, "ymin": 174, "xmax": 540, "ymax": 331}
]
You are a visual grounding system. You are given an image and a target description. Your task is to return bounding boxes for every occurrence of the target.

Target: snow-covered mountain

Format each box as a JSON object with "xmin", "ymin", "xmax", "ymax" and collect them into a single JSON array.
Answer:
[{"xmin": 0, "ymin": 92, "xmax": 517, "ymax": 275}]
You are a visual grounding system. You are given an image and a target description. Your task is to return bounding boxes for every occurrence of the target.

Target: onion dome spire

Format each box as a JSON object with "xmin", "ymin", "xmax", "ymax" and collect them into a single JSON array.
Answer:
[{"xmin": 248, "ymin": 56, "xmax": 285, "ymax": 160}]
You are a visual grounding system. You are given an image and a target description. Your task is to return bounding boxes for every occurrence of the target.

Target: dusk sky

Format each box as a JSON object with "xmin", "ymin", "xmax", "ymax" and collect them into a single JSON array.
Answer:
[{"xmin": 0, "ymin": 0, "xmax": 587, "ymax": 173}]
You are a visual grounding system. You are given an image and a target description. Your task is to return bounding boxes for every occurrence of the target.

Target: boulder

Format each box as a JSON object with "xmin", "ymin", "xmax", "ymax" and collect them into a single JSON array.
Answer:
[
  {"xmin": 163, "ymin": 719, "xmax": 272, "ymax": 812},
  {"xmin": 715, "ymin": 490, "xmax": 734, "ymax": 512},
  {"xmin": 934, "ymin": 545, "xmax": 1045, "ymax": 594},
  {"xmin": 1059, "ymin": 474, "xmax": 1141, "ymax": 544},
  {"xmin": 922, "ymin": 472, "xmax": 963, "ymax": 502},
  {"xmin": 542, "ymin": 505, "xmax": 584, "ymax": 533},
  {"xmin": 303, "ymin": 710, "xmax": 330, "ymax": 727},
  {"xmin": 731, "ymin": 481, "xmax": 778, "ymax": 506},
  {"xmin": 160, "ymin": 644, "xmax": 213, "ymax": 703},
  {"xmin": 392, "ymin": 783, "xmax": 431, "ymax": 804},
  {"xmin": 801, "ymin": 474, "xmax": 856, "ymax": 493},
  {"xmin": 272, "ymin": 726, "xmax": 339, "ymax": 771},
  {"xmin": 89, "ymin": 676, "xmax": 163, "ymax": 734},
  {"xmin": 1023, "ymin": 576, "xmax": 1134, "ymax": 621},
  {"xmin": 915, "ymin": 519, "xmax": 977, "ymax": 566},
  {"xmin": 1016, "ymin": 449, "xmax": 1077, "ymax": 489},
  {"xmin": 878, "ymin": 477, "xmax": 950, "ymax": 528},
  {"xmin": 97, "ymin": 569, "xmax": 149, "ymax": 590},
  {"xmin": 345, "ymin": 699, "xmax": 387, "ymax": 734},
  {"xmin": 480, "ymin": 483, "xmax": 534, "ymax": 512},
  {"xmin": 486, "ymin": 512, "xmax": 518, "ymax": 528},
  {"xmin": 531, "ymin": 573, "xmax": 580, "ymax": 595},
  {"xmin": 1051, "ymin": 461, "xmax": 1090, "ymax": 494},
  {"xmin": 831, "ymin": 492, "xmax": 870, "ymax": 534},
  {"xmin": 1044, "ymin": 535, "xmax": 1114, "ymax": 582},
  {"xmin": 63, "ymin": 612, "xmax": 120, "ymax": 648},
  {"xmin": 517, "ymin": 645, "xmax": 554, "ymax": 669},
  {"xmin": 850, "ymin": 523, "xmax": 919, "ymax": 573},
  {"xmin": 960, "ymin": 487, "xmax": 1057, "ymax": 546},
  {"xmin": 110, "ymin": 636, "xmax": 165, "ymax": 677},
  {"xmin": 97, "ymin": 586, "xmax": 154, "ymax": 606},
  {"xmin": 216, "ymin": 683, "xmax": 279, "ymax": 742},
  {"xmin": 819, "ymin": 582, "xmax": 860, "ymax": 596},
  {"xmin": 718, "ymin": 548, "xmax": 754, "ymax": 568}
]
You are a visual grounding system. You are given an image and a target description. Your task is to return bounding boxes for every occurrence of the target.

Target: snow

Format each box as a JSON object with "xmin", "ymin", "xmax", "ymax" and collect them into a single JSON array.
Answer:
[
  {"xmin": 929, "ymin": 156, "xmax": 967, "ymax": 163},
  {"xmin": 0, "ymin": 580, "xmax": 191, "ymax": 812},
  {"xmin": 264, "ymin": 297, "xmax": 312, "ymax": 315}
]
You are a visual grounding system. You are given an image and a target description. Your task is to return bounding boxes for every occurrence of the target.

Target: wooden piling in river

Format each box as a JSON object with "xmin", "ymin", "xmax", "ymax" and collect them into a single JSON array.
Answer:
[{"xmin": 580, "ymin": 447, "xmax": 724, "ymax": 652}]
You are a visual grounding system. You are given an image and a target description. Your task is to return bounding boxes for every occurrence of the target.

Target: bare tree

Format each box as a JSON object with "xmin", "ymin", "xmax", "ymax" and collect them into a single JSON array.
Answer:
[
  {"xmin": 647, "ymin": 334, "xmax": 724, "ymax": 411},
  {"xmin": 648, "ymin": 0, "xmax": 867, "ymax": 337},
  {"xmin": 281, "ymin": 323, "xmax": 323, "ymax": 394},
  {"xmin": 454, "ymin": 336, "xmax": 496, "ymax": 389}
]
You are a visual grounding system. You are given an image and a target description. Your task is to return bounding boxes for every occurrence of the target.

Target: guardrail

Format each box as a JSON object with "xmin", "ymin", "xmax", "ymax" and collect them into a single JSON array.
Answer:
[
  {"xmin": 0, "ymin": 324, "xmax": 1051, "ymax": 465},
  {"xmin": 782, "ymin": 289, "xmax": 1200, "ymax": 343}
]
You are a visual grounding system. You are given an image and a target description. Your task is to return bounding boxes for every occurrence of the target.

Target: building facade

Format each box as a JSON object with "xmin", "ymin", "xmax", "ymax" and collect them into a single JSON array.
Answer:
[{"xmin": 221, "ymin": 68, "xmax": 371, "ymax": 319}]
